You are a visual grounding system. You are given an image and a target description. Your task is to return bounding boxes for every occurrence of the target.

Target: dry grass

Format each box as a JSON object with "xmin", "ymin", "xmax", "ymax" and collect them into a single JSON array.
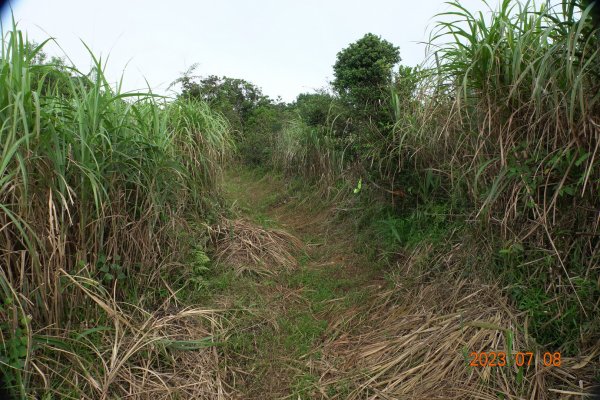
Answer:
[
  {"xmin": 210, "ymin": 218, "xmax": 303, "ymax": 276},
  {"xmin": 27, "ymin": 270, "xmax": 228, "ymax": 400},
  {"xmin": 316, "ymin": 244, "xmax": 599, "ymax": 400},
  {"xmin": 0, "ymin": 26, "xmax": 233, "ymax": 397}
]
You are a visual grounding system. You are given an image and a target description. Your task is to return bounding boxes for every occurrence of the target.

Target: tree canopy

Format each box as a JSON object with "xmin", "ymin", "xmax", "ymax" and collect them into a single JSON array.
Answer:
[
  {"xmin": 175, "ymin": 70, "xmax": 270, "ymax": 132},
  {"xmin": 332, "ymin": 33, "xmax": 400, "ymax": 111}
]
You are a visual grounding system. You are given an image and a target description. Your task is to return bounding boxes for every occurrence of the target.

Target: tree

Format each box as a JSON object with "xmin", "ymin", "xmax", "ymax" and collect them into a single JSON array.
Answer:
[
  {"xmin": 332, "ymin": 33, "xmax": 400, "ymax": 114},
  {"xmin": 294, "ymin": 91, "xmax": 335, "ymax": 127},
  {"xmin": 172, "ymin": 67, "xmax": 269, "ymax": 133}
]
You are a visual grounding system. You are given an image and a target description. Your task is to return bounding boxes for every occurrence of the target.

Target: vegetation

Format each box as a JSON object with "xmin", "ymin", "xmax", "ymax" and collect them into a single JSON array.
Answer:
[
  {"xmin": 174, "ymin": 69, "xmax": 285, "ymax": 165},
  {"xmin": 2, "ymin": 0, "xmax": 600, "ymax": 398},
  {"xmin": 260, "ymin": 0, "xmax": 600, "ymax": 357},
  {"xmin": 0, "ymin": 26, "xmax": 231, "ymax": 398},
  {"xmin": 333, "ymin": 33, "xmax": 400, "ymax": 119},
  {"xmin": 198, "ymin": 0, "xmax": 600, "ymax": 396}
]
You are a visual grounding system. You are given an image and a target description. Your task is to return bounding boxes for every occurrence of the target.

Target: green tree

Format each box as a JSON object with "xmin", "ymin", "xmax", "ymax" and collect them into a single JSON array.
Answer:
[
  {"xmin": 242, "ymin": 103, "xmax": 285, "ymax": 164},
  {"xmin": 172, "ymin": 67, "xmax": 290, "ymax": 165},
  {"xmin": 294, "ymin": 91, "xmax": 335, "ymax": 127},
  {"xmin": 173, "ymin": 67, "xmax": 269, "ymax": 133},
  {"xmin": 332, "ymin": 33, "xmax": 400, "ymax": 114}
]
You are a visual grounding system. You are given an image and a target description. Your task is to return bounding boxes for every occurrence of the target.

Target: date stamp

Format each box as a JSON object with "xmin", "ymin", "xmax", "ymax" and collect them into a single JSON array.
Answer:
[{"xmin": 468, "ymin": 351, "xmax": 562, "ymax": 367}]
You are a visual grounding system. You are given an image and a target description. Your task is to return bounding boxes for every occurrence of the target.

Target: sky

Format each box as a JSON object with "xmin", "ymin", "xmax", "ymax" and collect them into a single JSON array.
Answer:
[{"xmin": 1, "ymin": 0, "xmax": 500, "ymax": 102}]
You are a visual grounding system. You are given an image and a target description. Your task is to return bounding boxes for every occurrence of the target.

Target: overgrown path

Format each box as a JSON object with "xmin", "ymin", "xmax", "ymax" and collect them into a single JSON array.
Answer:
[
  {"xmin": 217, "ymin": 168, "xmax": 383, "ymax": 399},
  {"xmin": 211, "ymin": 168, "xmax": 597, "ymax": 400}
]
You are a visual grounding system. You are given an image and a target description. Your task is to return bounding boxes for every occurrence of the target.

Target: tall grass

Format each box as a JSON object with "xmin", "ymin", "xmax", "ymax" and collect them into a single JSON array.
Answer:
[
  {"xmin": 0, "ymin": 25, "xmax": 231, "ymax": 398},
  {"xmin": 370, "ymin": 0, "xmax": 600, "ymax": 352},
  {"xmin": 421, "ymin": 0, "xmax": 600, "ymax": 352},
  {"xmin": 269, "ymin": 0, "xmax": 599, "ymax": 354},
  {"xmin": 272, "ymin": 116, "xmax": 345, "ymax": 184}
]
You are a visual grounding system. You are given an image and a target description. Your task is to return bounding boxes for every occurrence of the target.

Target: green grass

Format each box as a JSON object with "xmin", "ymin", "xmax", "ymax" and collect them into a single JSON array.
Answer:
[
  {"xmin": 280, "ymin": 311, "xmax": 328, "ymax": 355},
  {"xmin": 207, "ymin": 166, "xmax": 379, "ymax": 397},
  {"xmin": 3, "ymin": 0, "xmax": 600, "ymax": 396},
  {"xmin": 492, "ymin": 242, "xmax": 600, "ymax": 355},
  {"xmin": 287, "ymin": 266, "xmax": 361, "ymax": 311},
  {"xmin": 291, "ymin": 373, "xmax": 319, "ymax": 399},
  {"xmin": 0, "ymin": 23, "xmax": 232, "ymax": 398}
]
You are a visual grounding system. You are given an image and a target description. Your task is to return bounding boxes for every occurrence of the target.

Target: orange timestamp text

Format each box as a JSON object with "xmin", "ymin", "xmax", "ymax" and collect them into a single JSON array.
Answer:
[{"xmin": 468, "ymin": 351, "xmax": 561, "ymax": 367}]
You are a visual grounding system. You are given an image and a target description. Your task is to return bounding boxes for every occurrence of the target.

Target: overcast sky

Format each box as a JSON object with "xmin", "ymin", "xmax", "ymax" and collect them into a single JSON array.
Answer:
[{"xmin": 1, "ymin": 0, "xmax": 500, "ymax": 102}]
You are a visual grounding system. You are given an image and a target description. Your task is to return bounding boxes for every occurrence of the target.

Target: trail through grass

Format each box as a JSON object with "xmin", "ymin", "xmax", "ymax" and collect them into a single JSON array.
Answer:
[
  {"xmin": 213, "ymin": 168, "xmax": 381, "ymax": 399},
  {"xmin": 205, "ymin": 168, "xmax": 598, "ymax": 399}
]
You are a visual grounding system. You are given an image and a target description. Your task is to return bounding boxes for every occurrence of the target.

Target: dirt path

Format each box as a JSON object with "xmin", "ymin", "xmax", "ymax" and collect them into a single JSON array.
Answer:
[{"xmin": 216, "ymin": 169, "xmax": 381, "ymax": 399}]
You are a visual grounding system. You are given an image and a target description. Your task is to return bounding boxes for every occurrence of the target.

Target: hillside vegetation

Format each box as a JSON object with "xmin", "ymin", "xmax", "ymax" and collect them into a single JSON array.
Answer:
[{"xmin": 1, "ymin": 0, "xmax": 599, "ymax": 399}]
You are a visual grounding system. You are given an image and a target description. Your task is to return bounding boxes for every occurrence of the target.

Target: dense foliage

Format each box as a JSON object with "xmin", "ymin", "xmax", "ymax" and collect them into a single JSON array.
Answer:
[
  {"xmin": 0, "ymin": 28, "xmax": 231, "ymax": 398},
  {"xmin": 333, "ymin": 33, "xmax": 399, "ymax": 115},
  {"xmin": 231, "ymin": 1, "xmax": 600, "ymax": 357},
  {"xmin": 3, "ymin": 0, "xmax": 599, "ymax": 397},
  {"xmin": 175, "ymin": 70, "xmax": 286, "ymax": 164}
]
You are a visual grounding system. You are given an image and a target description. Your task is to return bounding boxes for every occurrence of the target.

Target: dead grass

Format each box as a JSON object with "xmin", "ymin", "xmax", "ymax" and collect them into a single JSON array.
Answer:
[
  {"xmin": 210, "ymin": 218, "xmax": 303, "ymax": 276},
  {"xmin": 28, "ymin": 270, "xmax": 228, "ymax": 400},
  {"xmin": 316, "ymin": 244, "xmax": 600, "ymax": 400}
]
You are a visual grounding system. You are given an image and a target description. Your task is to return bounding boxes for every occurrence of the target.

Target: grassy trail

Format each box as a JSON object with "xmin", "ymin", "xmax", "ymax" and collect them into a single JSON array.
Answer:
[
  {"xmin": 208, "ymin": 168, "xmax": 598, "ymax": 400},
  {"xmin": 217, "ymin": 168, "xmax": 381, "ymax": 399}
]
